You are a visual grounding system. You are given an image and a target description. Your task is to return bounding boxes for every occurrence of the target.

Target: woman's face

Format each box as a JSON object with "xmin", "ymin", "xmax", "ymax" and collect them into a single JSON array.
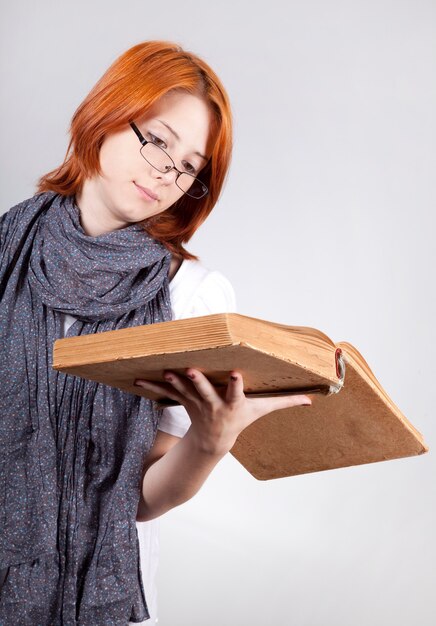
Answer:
[{"xmin": 77, "ymin": 91, "xmax": 213, "ymax": 236}]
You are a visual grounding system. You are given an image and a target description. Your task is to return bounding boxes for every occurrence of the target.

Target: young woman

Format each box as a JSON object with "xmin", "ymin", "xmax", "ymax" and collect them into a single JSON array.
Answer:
[{"xmin": 0, "ymin": 41, "xmax": 311, "ymax": 625}]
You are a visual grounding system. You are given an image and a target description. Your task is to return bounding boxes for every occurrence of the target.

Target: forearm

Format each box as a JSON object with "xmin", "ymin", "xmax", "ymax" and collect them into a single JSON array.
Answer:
[
  {"xmin": 136, "ymin": 427, "xmax": 227, "ymax": 522},
  {"xmin": 134, "ymin": 368, "xmax": 311, "ymax": 522}
]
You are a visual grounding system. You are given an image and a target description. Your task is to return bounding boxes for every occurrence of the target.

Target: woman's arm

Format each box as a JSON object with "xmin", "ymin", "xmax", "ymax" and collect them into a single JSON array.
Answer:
[
  {"xmin": 135, "ymin": 369, "xmax": 311, "ymax": 522},
  {"xmin": 135, "ymin": 423, "xmax": 225, "ymax": 522},
  {"xmin": 136, "ymin": 429, "xmax": 182, "ymax": 520}
]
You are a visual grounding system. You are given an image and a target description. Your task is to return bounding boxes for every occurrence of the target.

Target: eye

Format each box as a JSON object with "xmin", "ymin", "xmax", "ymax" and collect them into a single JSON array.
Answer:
[
  {"xmin": 182, "ymin": 160, "xmax": 198, "ymax": 175},
  {"xmin": 147, "ymin": 132, "xmax": 167, "ymax": 150}
]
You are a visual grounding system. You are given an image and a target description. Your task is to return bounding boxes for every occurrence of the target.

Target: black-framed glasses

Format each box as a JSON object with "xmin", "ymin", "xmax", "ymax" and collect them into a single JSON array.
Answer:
[{"xmin": 130, "ymin": 122, "xmax": 209, "ymax": 200}]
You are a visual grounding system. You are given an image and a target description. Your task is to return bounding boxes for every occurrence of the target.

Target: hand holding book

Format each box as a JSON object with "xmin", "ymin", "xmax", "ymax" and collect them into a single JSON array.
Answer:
[{"xmin": 135, "ymin": 368, "xmax": 312, "ymax": 456}]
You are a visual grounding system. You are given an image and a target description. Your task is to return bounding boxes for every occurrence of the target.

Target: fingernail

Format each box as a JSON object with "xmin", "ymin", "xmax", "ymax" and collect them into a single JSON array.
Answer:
[
  {"xmin": 303, "ymin": 402, "xmax": 312, "ymax": 406},
  {"xmin": 230, "ymin": 375, "xmax": 238, "ymax": 381},
  {"xmin": 187, "ymin": 372, "xmax": 195, "ymax": 380},
  {"xmin": 164, "ymin": 374, "xmax": 173, "ymax": 382}
]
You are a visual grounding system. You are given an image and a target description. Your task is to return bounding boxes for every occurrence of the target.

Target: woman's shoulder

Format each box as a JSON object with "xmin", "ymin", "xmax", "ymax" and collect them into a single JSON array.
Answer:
[
  {"xmin": 1, "ymin": 194, "xmax": 52, "ymax": 264},
  {"xmin": 1, "ymin": 192, "xmax": 56, "ymax": 246},
  {"xmin": 2, "ymin": 192, "xmax": 55, "ymax": 222},
  {"xmin": 170, "ymin": 258, "xmax": 236, "ymax": 319}
]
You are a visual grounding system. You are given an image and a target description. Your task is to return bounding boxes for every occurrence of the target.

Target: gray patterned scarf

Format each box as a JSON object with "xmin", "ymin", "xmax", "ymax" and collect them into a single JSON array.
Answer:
[{"xmin": 0, "ymin": 192, "xmax": 172, "ymax": 624}]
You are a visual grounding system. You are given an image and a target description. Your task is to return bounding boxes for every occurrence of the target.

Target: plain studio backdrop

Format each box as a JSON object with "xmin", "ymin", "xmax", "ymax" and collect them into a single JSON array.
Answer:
[{"xmin": 1, "ymin": 1, "xmax": 435, "ymax": 625}]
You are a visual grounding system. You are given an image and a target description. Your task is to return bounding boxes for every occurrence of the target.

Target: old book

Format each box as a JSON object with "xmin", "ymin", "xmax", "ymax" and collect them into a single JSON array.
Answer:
[{"xmin": 53, "ymin": 313, "xmax": 428, "ymax": 479}]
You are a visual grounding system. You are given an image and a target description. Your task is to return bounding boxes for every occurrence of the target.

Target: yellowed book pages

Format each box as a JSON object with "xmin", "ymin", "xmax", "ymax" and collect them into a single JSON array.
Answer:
[
  {"xmin": 53, "ymin": 313, "xmax": 343, "ymax": 399},
  {"xmin": 52, "ymin": 313, "xmax": 428, "ymax": 479}
]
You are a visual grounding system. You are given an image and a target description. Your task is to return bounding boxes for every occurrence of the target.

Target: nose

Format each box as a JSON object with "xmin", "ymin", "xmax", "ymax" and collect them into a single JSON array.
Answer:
[{"xmin": 149, "ymin": 164, "xmax": 178, "ymax": 186}]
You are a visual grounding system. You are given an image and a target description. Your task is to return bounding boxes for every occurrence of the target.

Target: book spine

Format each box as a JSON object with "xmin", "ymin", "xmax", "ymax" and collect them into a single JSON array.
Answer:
[{"xmin": 328, "ymin": 349, "xmax": 345, "ymax": 395}]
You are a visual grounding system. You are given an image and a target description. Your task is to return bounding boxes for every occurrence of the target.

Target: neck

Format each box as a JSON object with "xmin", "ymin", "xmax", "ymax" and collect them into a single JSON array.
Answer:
[{"xmin": 75, "ymin": 179, "xmax": 127, "ymax": 237}]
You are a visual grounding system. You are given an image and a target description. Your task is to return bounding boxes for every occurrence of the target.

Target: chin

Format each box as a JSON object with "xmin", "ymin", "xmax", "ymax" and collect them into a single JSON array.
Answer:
[{"xmin": 118, "ymin": 205, "xmax": 157, "ymax": 224}]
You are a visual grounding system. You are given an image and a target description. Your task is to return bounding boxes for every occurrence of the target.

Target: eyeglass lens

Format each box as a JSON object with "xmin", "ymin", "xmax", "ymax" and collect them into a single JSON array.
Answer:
[{"xmin": 140, "ymin": 143, "xmax": 207, "ymax": 199}]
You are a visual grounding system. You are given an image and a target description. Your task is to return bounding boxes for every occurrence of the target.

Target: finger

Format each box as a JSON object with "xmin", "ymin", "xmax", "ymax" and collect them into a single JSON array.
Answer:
[
  {"xmin": 134, "ymin": 378, "xmax": 184, "ymax": 404},
  {"xmin": 225, "ymin": 371, "xmax": 244, "ymax": 404},
  {"xmin": 184, "ymin": 369, "xmax": 222, "ymax": 405},
  {"xmin": 162, "ymin": 370, "xmax": 202, "ymax": 403}
]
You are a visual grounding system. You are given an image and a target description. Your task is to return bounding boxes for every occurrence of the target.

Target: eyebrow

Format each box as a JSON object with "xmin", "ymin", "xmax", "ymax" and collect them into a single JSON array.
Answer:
[{"xmin": 157, "ymin": 119, "xmax": 208, "ymax": 162}]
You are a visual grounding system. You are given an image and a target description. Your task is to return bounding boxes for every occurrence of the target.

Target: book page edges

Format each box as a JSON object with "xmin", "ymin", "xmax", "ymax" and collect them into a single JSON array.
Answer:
[{"xmin": 53, "ymin": 313, "xmax": 340, "ymax": 385}]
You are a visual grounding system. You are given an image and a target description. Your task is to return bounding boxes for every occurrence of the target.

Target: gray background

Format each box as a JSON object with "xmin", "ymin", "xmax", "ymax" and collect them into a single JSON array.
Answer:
[{"xmin": 1, "ymin": 1, "xmax": 435, "ymax": 624}]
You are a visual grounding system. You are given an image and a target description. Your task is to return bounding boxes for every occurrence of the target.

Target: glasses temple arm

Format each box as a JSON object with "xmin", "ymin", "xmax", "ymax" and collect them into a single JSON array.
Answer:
[{"xmin": 130, "ymin": 122, "xmax": 146, "ymax": 145}]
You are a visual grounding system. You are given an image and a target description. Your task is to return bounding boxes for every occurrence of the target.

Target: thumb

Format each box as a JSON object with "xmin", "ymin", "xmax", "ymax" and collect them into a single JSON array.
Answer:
[{"xmin": 254, "ymin": 393, "xmax": 312, "ymax": 417}]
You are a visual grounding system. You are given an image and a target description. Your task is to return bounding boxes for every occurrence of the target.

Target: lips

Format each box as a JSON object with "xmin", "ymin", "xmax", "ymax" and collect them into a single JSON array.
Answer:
[{"xmin": 134, "ymin": 182, "xmax": 159, "ymax": 201}]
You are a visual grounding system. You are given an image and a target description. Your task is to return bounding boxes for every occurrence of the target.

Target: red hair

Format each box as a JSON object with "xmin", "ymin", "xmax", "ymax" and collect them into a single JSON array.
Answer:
[{"xmin": 38, "ymin": 41, "xmax": 233, "ymax": 259}]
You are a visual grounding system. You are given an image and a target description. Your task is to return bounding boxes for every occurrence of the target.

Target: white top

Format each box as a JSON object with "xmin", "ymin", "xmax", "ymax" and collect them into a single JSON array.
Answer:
[{"xmin": 61, "ymin": 259, "xmax": 236, "ymax": 624}]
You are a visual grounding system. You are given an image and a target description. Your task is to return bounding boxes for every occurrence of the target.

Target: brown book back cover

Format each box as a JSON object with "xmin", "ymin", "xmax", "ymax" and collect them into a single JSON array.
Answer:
[{"xmin": 230, "ymin": 342, "xmax": 428, "ymax": 479}]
